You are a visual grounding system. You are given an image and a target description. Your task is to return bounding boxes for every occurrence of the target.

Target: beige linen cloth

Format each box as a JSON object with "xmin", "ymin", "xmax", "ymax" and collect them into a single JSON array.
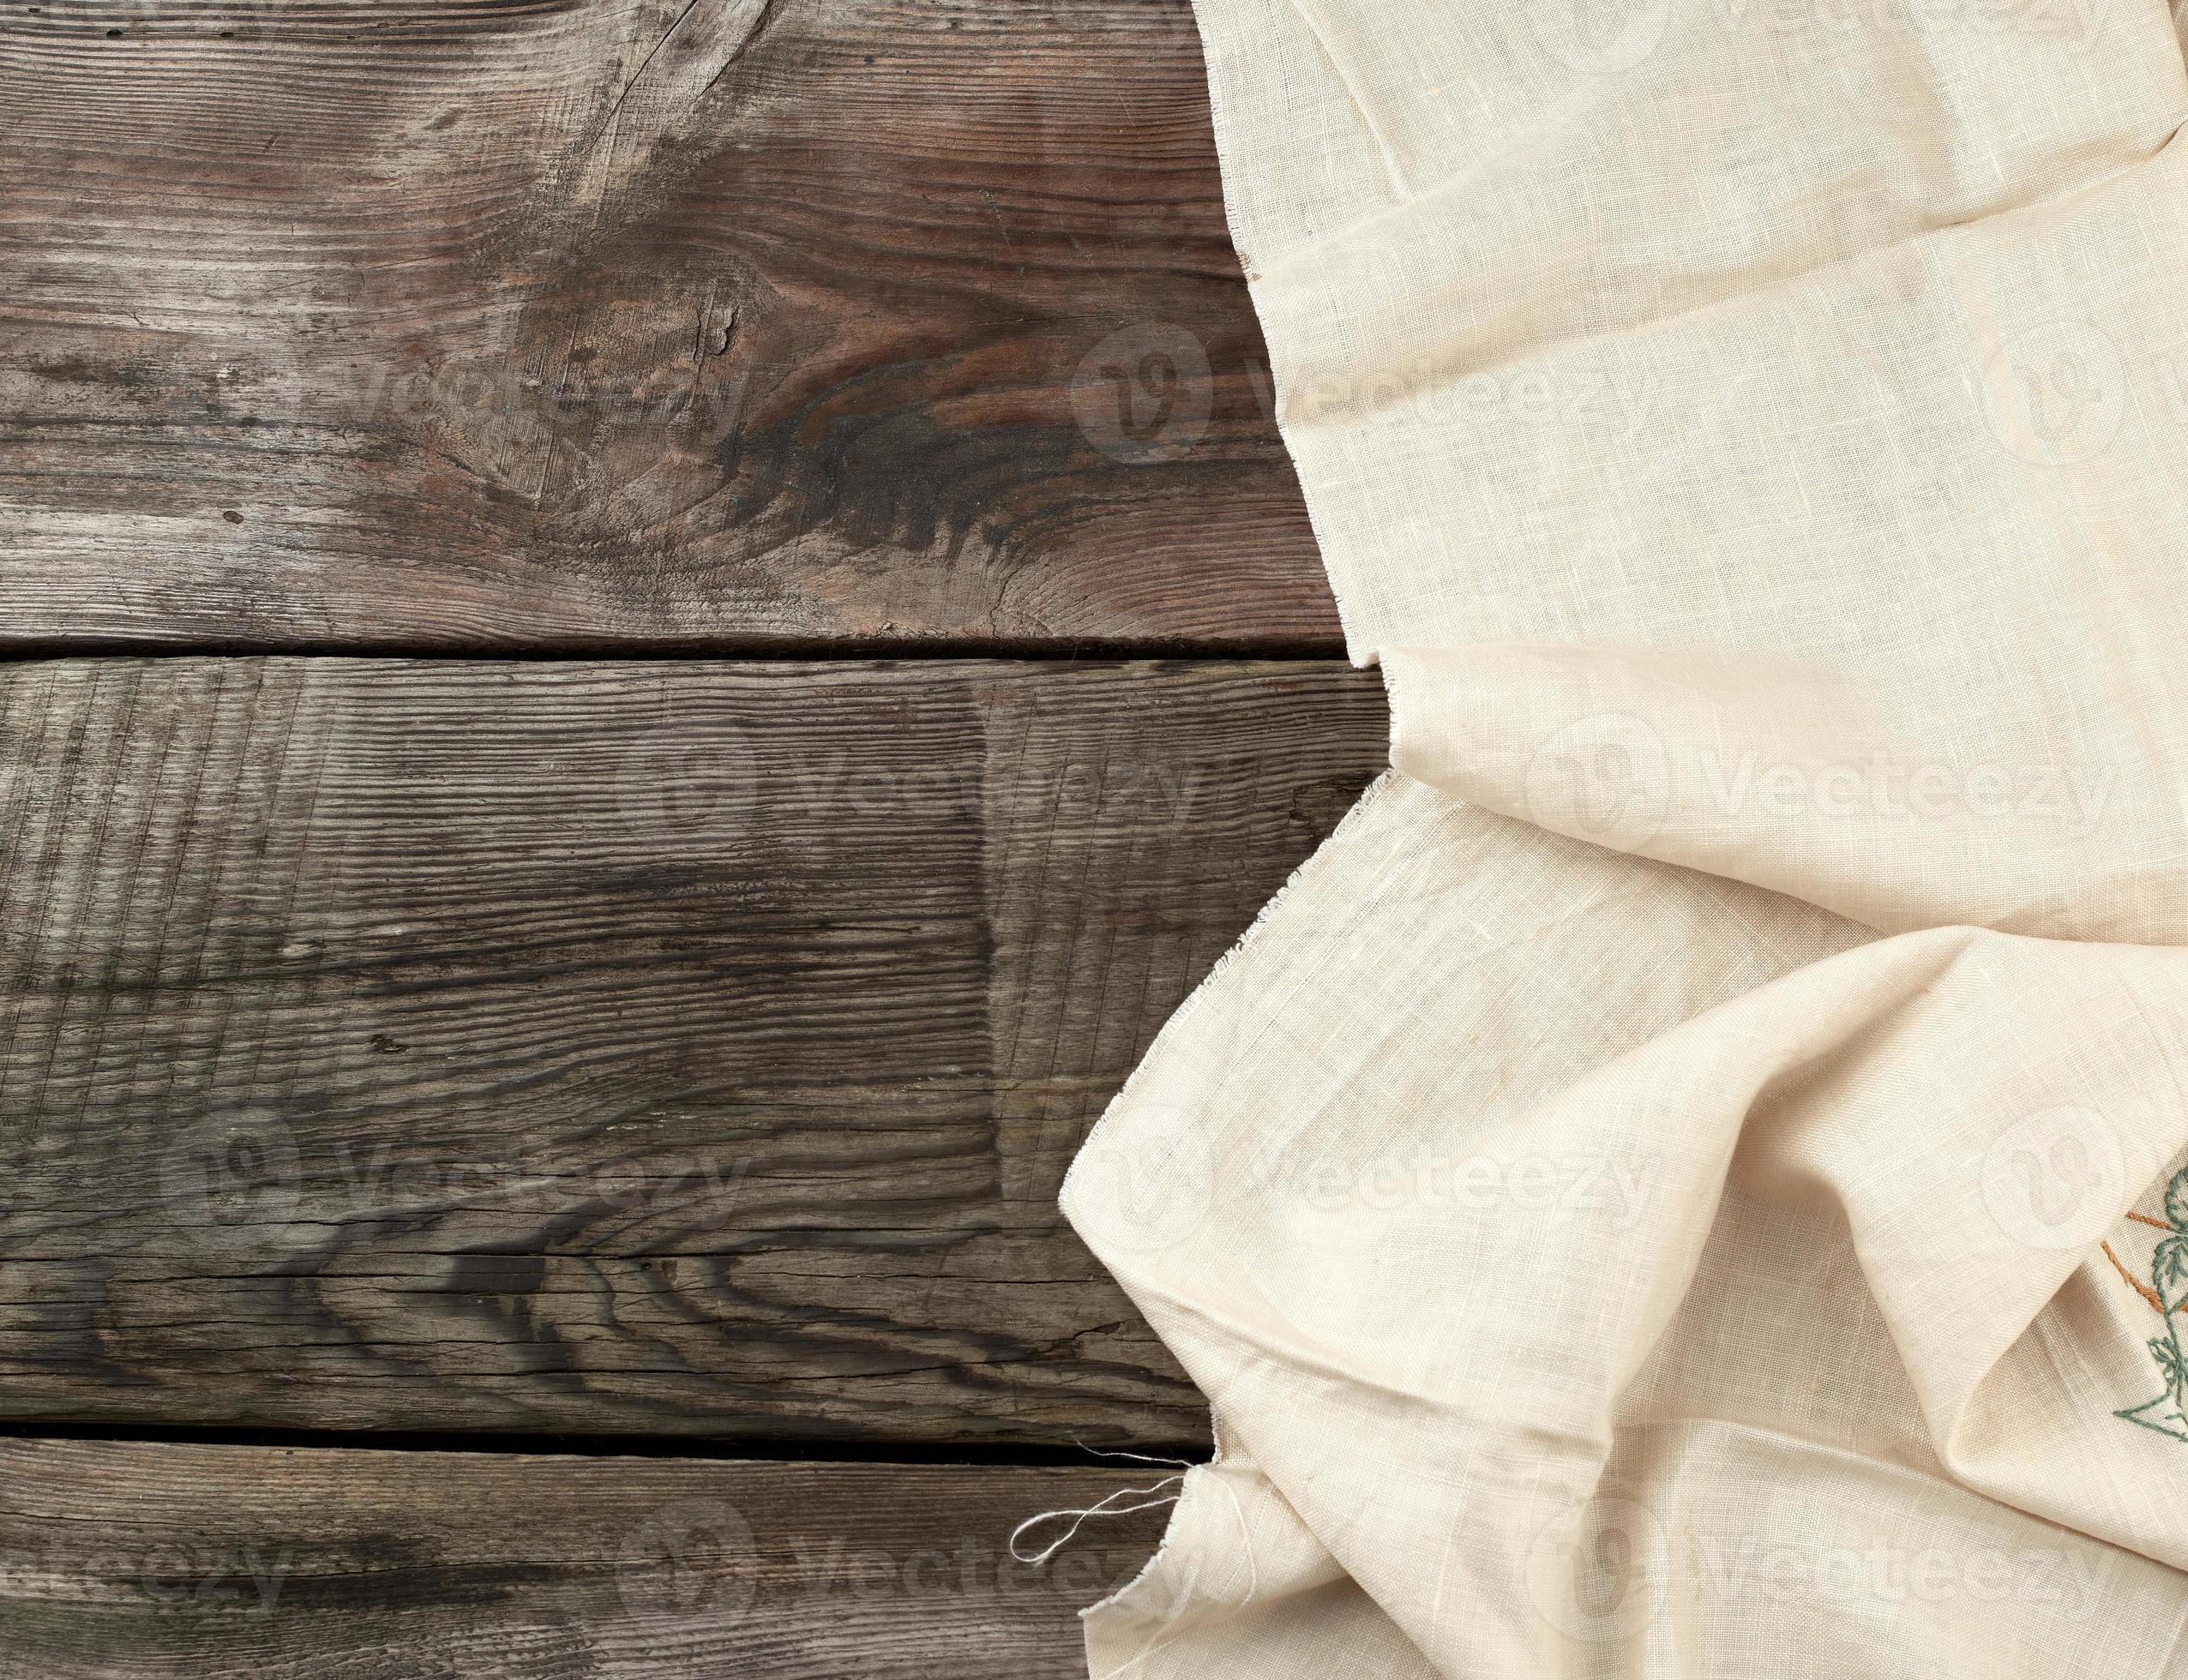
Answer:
[{"xmin": 1061, "ymin": 0, "xmax": 2188, "ymax": 1672}]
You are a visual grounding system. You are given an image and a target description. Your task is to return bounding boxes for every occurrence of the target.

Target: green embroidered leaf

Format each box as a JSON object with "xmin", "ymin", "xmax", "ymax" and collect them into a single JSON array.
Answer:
[
  {"xmin": 2155, "ymin": 1235, "xmax": 2188, "ymax": 1294},
  {"xmin": 2167, "ymin": 1168, "xmax": 2188, "ymax": 1232},
  {"xmin": 2151, "ymin": 1336, "xmax": 2186, "ymax": 1389},
  {"xmin": 2168, "ymin": 1167, "xmax": 2188, "ymax": 1233},
  {"xmin": 2118, "ymin": 1392, "xmax": 2188, "ymax": 1443}
]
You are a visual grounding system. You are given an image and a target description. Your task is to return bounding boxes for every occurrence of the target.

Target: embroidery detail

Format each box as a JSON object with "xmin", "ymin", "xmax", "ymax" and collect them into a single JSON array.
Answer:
[
  {"xmin": 2116, "ymin": 1167, "xmax": 2188, "ymax": 1443},
  {"xmin": 2102, "ymin": 1215, "xmax": 2178, "ymax": 1313}
]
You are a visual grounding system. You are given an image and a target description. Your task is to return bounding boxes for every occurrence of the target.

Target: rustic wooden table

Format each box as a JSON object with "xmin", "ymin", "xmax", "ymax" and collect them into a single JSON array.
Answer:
[{"xmin": 0, "ymin": 1, "xmax": 1386, "ymax": 1671}]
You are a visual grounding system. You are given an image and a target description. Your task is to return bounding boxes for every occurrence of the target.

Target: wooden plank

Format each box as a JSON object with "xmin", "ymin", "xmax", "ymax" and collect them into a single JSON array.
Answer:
[
  {"xmin": 0, "ymin": 1437, "xmax": 1170, "ymax": 1677},
  {"xmin": 0, "ymin": 657, "xmax": 1385, "ymax": 1443},
  {"xmin": 0, "ymin": 0, "xmax": 1332, "ymax": 652}
]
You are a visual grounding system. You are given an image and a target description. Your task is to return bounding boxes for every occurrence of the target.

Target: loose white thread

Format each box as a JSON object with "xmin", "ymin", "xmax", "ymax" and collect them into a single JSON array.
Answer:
[
  {"xmin": 1009, "ymin": 1478, "xmax": 1187, "ymax": 1567},
  {"xmin": 1209, "ymin": 1470, "xmax": 1259, "ymax": 1604},
  {"xmin": 1073, "ymin": 1442, "xmax": 1259, "ymax": 1603},
  {"xmin": 1070, "ymin": 1438, "xmax": 1197, "ymax": 1471}
]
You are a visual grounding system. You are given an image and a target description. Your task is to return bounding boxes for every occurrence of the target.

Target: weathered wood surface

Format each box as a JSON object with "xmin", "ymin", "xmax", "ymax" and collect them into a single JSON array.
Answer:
[
  {"xmin": 0, "ymin": 1437, "xmax": 1169, "ymax": 1677},
  {"xmin": 0, "ymin": 0, "xmax": 1331, "ymax": 652},
  {"xmin": 0, "ymin": 657, "xmax": 1384, "ymax": 1443}
]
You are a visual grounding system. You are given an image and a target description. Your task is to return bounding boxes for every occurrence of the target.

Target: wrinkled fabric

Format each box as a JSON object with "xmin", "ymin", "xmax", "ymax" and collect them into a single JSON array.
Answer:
[{"xmin": 1061, "ymin": 0, "xmax": 2188, "ymax": 1672}]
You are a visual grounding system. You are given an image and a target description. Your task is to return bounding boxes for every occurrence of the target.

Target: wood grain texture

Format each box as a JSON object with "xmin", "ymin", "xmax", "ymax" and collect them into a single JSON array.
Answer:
[
  {"xmin": 0, "ymin": 657, "xmax": 1385, "ymax": 1443},
  {"xmin": 0, "ymin": 1437, "xmax": 1169, "ymax": 1677},
  {"xmin": 0, "ymin": 0, "xmax": 1332, "ymax": 652}
]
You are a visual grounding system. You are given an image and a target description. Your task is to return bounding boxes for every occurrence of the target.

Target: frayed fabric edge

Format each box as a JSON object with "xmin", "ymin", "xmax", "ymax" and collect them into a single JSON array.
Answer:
[
  {"xmin": 1188, "ymin": 0, "xmax": 1385, "ymax": 672},
  {"xmin": 1056, "ymin": 0, "xmax": 1417, "ymax": 1660},
  {"xmin": 1058, "ymin": 769, "xmax": 1410, "ymax": 1662}
]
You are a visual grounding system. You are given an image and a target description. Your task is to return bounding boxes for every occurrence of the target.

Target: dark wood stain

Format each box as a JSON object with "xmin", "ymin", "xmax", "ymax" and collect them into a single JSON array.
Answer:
[
  {"xmin": 0, "ymin": 0, "xmax": 1332, "ymax": 652},
  {"xmin": 0, "ymin": 657, "xmax": 1387, "ymax": 1447},
  {"xmin": 0, "ymin": 1436, "xmax": 1173, "ymax": 1677},
  {"xmin": 0, "ymin": 5, "xmax": 1359, "ymax": 1662}
]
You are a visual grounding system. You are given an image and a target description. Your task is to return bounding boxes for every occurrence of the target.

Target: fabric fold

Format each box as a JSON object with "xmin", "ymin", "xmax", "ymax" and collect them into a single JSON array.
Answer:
[{"xmin": 1063, "ymin": 0, "xmax": 2188, "ymax": 1671}]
